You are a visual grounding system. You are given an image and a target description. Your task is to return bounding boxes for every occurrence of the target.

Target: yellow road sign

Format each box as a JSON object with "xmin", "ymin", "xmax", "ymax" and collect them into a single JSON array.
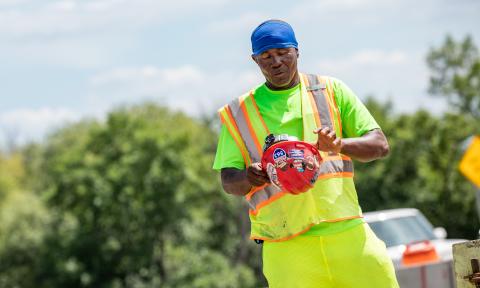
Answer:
[{"xmin": 459, "ymin": 136, "xmax": 480, "ymax": 188}]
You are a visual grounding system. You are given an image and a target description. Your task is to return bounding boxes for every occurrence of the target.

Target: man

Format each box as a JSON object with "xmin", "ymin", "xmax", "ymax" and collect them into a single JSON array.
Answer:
[{"xmin": 213, "ymin": 19, "xmax": 399, "ymax": 288}]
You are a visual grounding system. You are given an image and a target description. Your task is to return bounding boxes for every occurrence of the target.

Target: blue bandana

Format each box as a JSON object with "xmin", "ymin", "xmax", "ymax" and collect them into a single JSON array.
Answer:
[{"xmin": 251, "ymin": 20, "xmax": 298, "ymax": 56}]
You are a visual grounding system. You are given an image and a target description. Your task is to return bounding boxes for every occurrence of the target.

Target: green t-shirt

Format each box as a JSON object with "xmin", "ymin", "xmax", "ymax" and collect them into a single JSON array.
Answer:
[{"xmin": 213, "ymin": 76, "xmax": 380, "ymax": 236}]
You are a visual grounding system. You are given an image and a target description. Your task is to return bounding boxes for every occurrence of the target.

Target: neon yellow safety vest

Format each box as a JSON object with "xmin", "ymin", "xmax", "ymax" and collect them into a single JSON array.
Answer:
[{"xmin": 218, "ymin": 73, "xmax": 362, "ymax": 242}]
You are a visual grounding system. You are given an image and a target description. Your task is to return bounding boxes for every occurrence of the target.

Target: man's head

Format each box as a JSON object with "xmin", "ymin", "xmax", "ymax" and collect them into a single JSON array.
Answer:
[{"xmin": 251, "ymin": 20, "xmax": 300, "ymax": 90}]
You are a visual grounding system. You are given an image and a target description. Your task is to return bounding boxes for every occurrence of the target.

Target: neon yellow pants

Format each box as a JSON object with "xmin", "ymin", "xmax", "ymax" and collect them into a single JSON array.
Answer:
[{"xmin": 262, "ymin": 223, "xmax": 399, "ymax": 288}]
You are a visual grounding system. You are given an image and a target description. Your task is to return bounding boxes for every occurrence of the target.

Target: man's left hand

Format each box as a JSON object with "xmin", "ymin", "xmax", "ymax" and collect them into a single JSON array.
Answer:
[{"xmin": 313, "ymin": 127, "xmax": 342, "ymax": 154}]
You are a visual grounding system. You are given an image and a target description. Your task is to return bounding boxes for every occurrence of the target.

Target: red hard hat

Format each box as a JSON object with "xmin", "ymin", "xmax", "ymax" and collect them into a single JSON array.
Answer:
[{"xmin": 261, "ymin": 134, "xmax": 322, "ymax": 195}]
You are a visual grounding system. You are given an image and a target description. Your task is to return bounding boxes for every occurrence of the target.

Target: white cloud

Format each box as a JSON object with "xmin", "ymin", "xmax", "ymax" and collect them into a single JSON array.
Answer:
[
  {"xmin": 0, "ymin": 0, "xmax": 233, "ymax": 68},
  {"xmin": 290, "ymin": 0, "xmax": 401, "ymax": 24},
  {"xmin": 87, "ymin": 65, "xmax": 263, "ymax": 116},
  {"xmin": 206, "ymin": 11, "xmax": 268, "ymax": 34},
  {"xmin": 351, "ymin": 50, "xmax": 407, "ymax": 65},
  {"xmin": 0, "ymin": 107, "xmax": 80, "ymax": 146},
  {"xmin": 315, "ymin": 49, "xmax": 408, "ymax": 72},
  {"xmin": 0, "ymin": 0, "xmax": 25, "ymax": 5},
  {"xmin": 301, "ymin": 49, "xmax": 448, "ymax": 113},
  {"xmin": 0, "ymin": 0, "xmax": 230, "ymax": 38}
]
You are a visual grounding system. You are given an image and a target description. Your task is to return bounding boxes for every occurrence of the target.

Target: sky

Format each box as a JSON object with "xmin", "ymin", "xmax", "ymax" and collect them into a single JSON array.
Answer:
[{"xmin": 0, "ymin": 0, "xmax": 479, "ymax": 147}]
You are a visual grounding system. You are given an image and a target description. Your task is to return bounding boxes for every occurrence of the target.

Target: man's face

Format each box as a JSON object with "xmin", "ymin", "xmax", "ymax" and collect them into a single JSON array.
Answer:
[{"xmin": 252, "ymin": 47, "xmax": 299, "ymax": 89}]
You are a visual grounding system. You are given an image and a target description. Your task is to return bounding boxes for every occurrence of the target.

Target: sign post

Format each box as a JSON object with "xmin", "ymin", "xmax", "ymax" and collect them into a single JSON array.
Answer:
[
  {"xmin": 454, "ymin": 136, "xmax": 480, "ymax": 287},
  {"xmin": 459, "ymin": 136, "xmax": 480, "ymax": 221}
]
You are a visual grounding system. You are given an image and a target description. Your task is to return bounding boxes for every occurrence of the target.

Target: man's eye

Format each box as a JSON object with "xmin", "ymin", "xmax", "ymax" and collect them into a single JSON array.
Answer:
[{"xmin": 261, "ymin": 54, "xmax": 271, "ymax": 59}]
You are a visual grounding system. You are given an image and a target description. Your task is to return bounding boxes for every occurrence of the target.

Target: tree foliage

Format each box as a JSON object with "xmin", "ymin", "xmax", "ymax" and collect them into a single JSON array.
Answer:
[
  {"xmin": 0, "ymin": 35, "xmax": 479, "ymax": 287},
  {"xmin": 427, "ymin": 35, "xmax": 480, "ymax": 119},
  {"xmin": 1, "ymin": 104, "xmax": 258, "ymax": 287},
  {"xmin": 357, "ymin": 99, "xmax": 479, "ymax": 239}
]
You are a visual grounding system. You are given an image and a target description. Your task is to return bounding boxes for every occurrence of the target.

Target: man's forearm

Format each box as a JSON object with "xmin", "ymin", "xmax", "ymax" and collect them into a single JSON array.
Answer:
[
  {"xmin": 221, "ymin": 168, "xmax": 252, "ymax": 196},
  {"xmin": 340, "ymin": 129, "xmax": 390, "ymax": 162}
]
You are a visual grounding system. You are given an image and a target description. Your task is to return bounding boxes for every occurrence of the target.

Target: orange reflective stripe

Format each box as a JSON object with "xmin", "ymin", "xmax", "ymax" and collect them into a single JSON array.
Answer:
[
  {"xmin": 307, "ymin": 74, "xmax": 333, "ymax": 130},
  {"xmin": 318, "ymin": 76, "xmax": 336, "ymax": 130},
  {"xmin": 303, "ymin": 74, "xmax": 322, "ymax": 127},
  {"xmin": 239, "ymin": 97, "xmax": 263, "ymax": 156},
  {"xmin": 316, "ymin": 172, "xmax": 354, "ymax": 181},
  {"xmin": 250, "ymin": 92, "xmax": 269, "ymax": 134},
  {"xmin": 230, "ymin": 97, "xmax": 262, "ymax": 162},
  {"xmin": 323, "ymin": 215, "xmax": 362, "ymax": 222},
  {"xmin": 245, "ymin": 183, "xmax": 268, "ymax": 201},
  {"xmin": 250, "ymin": 216, "xmax": 363, "ymax": 242},
  {"xmin": 250, "ymin": 223, "xmax": 314, "ymax": 242},
  {"xmin": 246, "ymin": 158, "xmax": 354, "ymax": 212},
  {"xmin": 322, "ymin": 154, "xmax": 352, "ymax": 162},
  {"xmin": 326, "ymin": 77, "xmax": 343, "ymax": 137},
  {"xmin": 318, "ymin": 160, "xmax": 353, "ymax": 176},
  {"xmin": 248, "ymin": 191, "xmax": 288, "ymax": 215},
  {"xmin": 224, "ymin": 107, "xmax": 252, "ymax": 165},
  {"xmin": 219, "ymin": 107, "xmax": 251, "ymax": 166}
]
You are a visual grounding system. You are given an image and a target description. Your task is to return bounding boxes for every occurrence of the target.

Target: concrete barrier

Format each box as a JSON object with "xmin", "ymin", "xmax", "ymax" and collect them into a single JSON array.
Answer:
[{"xmin": 396, "ymin": 261, "xmax": 455, "ymax": 288}]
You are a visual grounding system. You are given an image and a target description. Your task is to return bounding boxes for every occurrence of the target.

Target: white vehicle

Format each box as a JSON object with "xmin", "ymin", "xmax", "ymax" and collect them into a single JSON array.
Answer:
[
  {"xmin": 364, "ymin": 208, "xmax": 464, "ymax": 268},
  {"xmin": 364, "ymin": 208, "xmax": 466, "ymax": 288}
]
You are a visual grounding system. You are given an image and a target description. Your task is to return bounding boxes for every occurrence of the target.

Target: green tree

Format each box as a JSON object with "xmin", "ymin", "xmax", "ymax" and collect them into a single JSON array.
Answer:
[
  {"xmin": 427, "ymin": 35, "xmax": 480, "ymax": 119},
  {"xmin": 0, "ymin": 152, "xmax": 52, "ymax": 288},
  {"xmin": 356, "ymin": 98, "xmax": 479, "ymax": 239},
  {"xmin": 21, "ymin": 104, "xmax": 256, "ymax": 288}
]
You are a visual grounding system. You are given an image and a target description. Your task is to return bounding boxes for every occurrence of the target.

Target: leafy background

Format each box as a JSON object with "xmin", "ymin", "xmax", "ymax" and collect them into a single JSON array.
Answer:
[{"xmin": 0, "ymin": 36, "xmax": 479, "ymax": 288}]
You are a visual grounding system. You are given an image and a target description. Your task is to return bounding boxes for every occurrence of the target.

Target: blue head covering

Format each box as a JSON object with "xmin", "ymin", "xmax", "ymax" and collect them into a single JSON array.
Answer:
[{"xmin": 251, "ymin": 20, "xmax": 298, "ymax": 56}]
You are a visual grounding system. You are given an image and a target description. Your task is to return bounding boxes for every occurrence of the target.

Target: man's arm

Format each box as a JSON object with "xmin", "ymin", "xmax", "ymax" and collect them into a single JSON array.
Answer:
[
  {"xmin": 314, "ymin": 127, "xmax": 389, "ymax": 162},
  {"xmin": 221, "ymin": 163, "xmax": 270, "ymax": 196},
  {"xmin": 340, "ymin": 129, "xmax": 389, "ymax": 162}
]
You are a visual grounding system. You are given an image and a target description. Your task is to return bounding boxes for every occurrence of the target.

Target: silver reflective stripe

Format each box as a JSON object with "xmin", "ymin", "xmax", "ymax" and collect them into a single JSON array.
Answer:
[
  {"xmin": 248, "ymin": 185, "xmax": 282, "ymax": 210},
  {"xmin": 306, "ymin": 74, "xmax": 333, "ymax": 129},
  {"xmin": 247, "ymin": 160, "xmax": 353, "ymax": 211},
  {"xmin": 229, "ymin": 98, "xmax": 261, "ymax": 162},
  {"xmin": 228, "ymin": 96, "xmax": 283, "ymax": 211},
  {"xmin": 229, "ymin": 85, "xmax": 353, "ymax": 212},
  {"xmin": 319, "ymin": 159, "xmax": 354, "ymax": 175}
]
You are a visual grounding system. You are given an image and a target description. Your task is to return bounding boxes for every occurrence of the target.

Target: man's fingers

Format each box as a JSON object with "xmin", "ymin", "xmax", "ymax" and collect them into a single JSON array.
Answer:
[
  {"xmin": 247, "ymin": 163, "xmax": 270, "ymax": 186},
  {"xmin": 333, "ymin": 138, "xmax": 341, "ymax": 146},
  {"xmin": 251, "ymin": 168, "xmax": 267, "ymax": 177},
  {"xmin": 313, "ymin": 127, "xmax": 331, "ymax": 135},
  {"xmin": 248, "ymin": 173, "xmax": 270, "ymax": 186},
  {"xmin": 251, "ymin": 162, "xmax": 262, "ymax": 170},
  {"xmin": 250, "ymin": 164, "xmax": 267, "ymax": 174},
  {"xmin": 320, "ymin": 127, "xmax": 330, "ymax": 135},
  {"xmin": 260, "ymin": 175, "xmax": 271, "ymax": 183},
  {"xmin": 255, "ymin": 171, "xmax": 271, "ymax": 182},
  {"xmin": 327, "ymin": 130, "xmax": 336, "ymax": 140}
]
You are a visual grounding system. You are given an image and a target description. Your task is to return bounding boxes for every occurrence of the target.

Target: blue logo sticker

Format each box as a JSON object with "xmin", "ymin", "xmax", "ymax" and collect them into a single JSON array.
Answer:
[{"xmin": 273, "ymin": 148, "xmax": 287, "ymax": 162}]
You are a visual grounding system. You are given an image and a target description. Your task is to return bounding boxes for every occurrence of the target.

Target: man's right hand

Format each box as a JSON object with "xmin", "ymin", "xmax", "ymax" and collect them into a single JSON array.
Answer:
[
  {"xmin": 246, "ymin": 162, "xmax": 271, "ymax": 187},
  {"xmin": 221, "ymin": 163, "xmax": 270, "ymax": 196}
]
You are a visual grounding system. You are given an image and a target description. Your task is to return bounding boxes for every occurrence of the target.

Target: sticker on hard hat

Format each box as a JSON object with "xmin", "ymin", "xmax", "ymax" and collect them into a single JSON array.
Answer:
[
  {"xmin": 261, "ymin": 138, "xmax": 322, "ymax": 194},
  {"xmin": 273, "ymin": 148, "xmax": 287, "ymax": 162},
  {"xmin": 266, "ymin": 163, "xmax": 281, "ymax": 188},
  {"xmin": 305, "ymin": 156, "xmax": 317, "ymax": 171},
  {"xmin": 293, "ymin": 159, "xmax": 305, "ymax": 172},
  {"xmin": 288, "ymin": 149, "xmax": 304, "ymax": 159}
]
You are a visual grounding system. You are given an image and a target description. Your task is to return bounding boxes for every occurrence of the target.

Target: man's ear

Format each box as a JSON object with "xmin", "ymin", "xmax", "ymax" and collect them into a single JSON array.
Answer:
[{"xmin": 296, "ymin": 49, "xmax": 300, "ymax": 58}]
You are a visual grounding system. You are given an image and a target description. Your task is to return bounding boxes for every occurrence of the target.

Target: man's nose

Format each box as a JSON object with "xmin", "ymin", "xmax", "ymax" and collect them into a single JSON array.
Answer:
[{"xmin": 271, "ymin": 55, "xmax": 282, "ymax": 68}]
